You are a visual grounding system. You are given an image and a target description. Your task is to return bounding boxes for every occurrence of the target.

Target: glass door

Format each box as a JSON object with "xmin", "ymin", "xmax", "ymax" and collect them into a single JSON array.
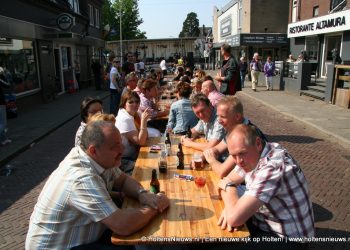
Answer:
[{"xmin": 322, "ymin": 35, "xmax": 341, "ymax": 77}]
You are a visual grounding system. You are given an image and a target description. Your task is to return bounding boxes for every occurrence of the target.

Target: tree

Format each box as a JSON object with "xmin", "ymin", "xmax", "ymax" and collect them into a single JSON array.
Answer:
[
  {"xmin": 179, "ymin": 12, "xmax": 200, "ymax": 38},
  {"xmin": 102, "ymin": 0, "xmax": 146, "ymax": 41}
]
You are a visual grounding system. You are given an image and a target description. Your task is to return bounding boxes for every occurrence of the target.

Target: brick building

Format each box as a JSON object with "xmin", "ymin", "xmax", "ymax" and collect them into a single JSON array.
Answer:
[{"xmin": 288, "ymin": 0, "xmax": 350, "ymax": 77}]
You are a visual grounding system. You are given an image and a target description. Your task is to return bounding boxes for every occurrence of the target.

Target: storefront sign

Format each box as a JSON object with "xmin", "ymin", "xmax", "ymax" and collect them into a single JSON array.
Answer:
[
  {"xmin": 288, "ymin": 9, "xmax": 350, "ymax": 38},
  {"xmin": 223, "ymin": 34, "xmax": 240, "ymax": 46},
  {"xmin": 240, "ymin": 34, "xmax": 288, "ymax": 45},
  {"xmin": 0, "ymin": 37, "xmax": 12, "ymax": 44},
  {"xmin": 56, "ymin": 13, "xmax": 75, "ymax": 31},
  {"xmin": 220, "ymin": 16, "xmax": 232, "ymax": 37}
]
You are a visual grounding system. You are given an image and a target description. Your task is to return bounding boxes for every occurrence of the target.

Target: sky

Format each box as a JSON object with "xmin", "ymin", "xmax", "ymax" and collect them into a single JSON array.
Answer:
[{"xmin": 138, "ymin": 0, "xmax": 229, "ymax": 39}]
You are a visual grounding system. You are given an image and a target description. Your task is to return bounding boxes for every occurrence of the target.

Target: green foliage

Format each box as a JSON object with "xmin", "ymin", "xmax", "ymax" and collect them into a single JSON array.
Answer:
[
  {"xmin": 179, "ymin": 12, "xmax": 200, "ymax": 38},
  {"xmin": 102, "ymin": 0, "xmax": 146, "ymax": 41}
]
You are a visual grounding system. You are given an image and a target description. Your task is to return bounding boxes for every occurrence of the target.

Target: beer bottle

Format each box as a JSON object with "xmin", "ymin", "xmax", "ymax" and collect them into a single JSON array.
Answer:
[
  {"xmin": 186, "ymin": 126, "xmax": 192, "ymax": 139},
  {"xmin": 176, "ymin": 143, "xmax": 184, "ymax": 169},
  {"xmin": 150, "ymin": 169, "xmax": 160, "ymax": 194},
  {"xmin": 165, "ymin": 132, "xmax": 171, "ymax": 156}
]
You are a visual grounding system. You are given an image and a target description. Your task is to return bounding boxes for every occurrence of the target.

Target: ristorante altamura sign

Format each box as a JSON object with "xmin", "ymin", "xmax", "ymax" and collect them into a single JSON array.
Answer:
[{"xmin": 288, "ymin": 9, "xmax": 350, "ymax": 38}]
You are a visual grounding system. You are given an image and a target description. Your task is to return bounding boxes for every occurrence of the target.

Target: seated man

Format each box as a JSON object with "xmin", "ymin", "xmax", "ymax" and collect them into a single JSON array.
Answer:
[
  {"xmin": 203, "ymin": 96, "xmax": 267, "ymax": 178},
  {"xmin": 181, "ymin": 93, "xmax": 225, "ymax": 151},
  {"xmin": 201, "ymin": 79, "xmax": 224, "ymax": 107},
  {"xmin": 26, "ymin": 121, "xmax": 169, "ymax": 249},
  {"xmin": 218, "ymin": 124, "xmax": 314, "ymax": 241}
]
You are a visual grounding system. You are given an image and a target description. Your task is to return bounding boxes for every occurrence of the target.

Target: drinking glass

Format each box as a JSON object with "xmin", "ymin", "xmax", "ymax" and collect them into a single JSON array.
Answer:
[
  {"xmin": 194, "ymin": 176, "xmax": 206, "ymax": 188},
  {"xmin": 192, "ymin": 152, "xmax": 204, "ymax": 170}
]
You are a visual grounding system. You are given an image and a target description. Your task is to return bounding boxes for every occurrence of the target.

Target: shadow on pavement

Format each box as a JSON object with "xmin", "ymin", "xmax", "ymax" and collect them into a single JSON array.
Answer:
[
  {"xmin": 266, "ymin": 135, "xmax": 323, "ymax": 144},
  {"xmin": 313, "ymin": 202, "xmax": 333, "ymax": 222}
]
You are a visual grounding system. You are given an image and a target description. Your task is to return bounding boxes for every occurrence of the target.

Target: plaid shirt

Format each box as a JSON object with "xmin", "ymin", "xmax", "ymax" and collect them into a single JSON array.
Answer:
[
  {"xmin": 235, "ymin": 142, "xmax": 314, "ymax": 238},
  {"xmin": 26, "ymin": 147, "xmax": 121, "ymax": 249},
  {"xmin": 193, "ymin": 108, "xmax": 225, "ymax": 141}
]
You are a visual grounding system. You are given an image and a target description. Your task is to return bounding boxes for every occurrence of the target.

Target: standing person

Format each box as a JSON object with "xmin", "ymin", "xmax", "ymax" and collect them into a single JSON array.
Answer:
[
  {"xmin": 122, "ymin": 53, "xmax": 135, "ymax": 78},
  {"xmin": 74, "ymin": 59, "xmax": 81, "ymax": 88},
  {"xmin": 215, "ymin": 44, "xmax": 240, "ymax": 95},
  {"xmin": 26, "ymin": 120, "xmax": 169, "ymax": 249},
  {"xmin": 139, "ymin": 59, "xmax": 145, "ymax": 78},
  {"xmin": 134, "ymin": 59, "xmax": 140, "ymax": 78},
  {"xmin": 109, "ymin": 58, "xmax": 123, "ymax": 115},
  {"xmin": 159, "ymin": 57, "xmax": 167, "ymax": 77},
  {"xmin": 91, "ymin": 58, "xmax": 102, "ymax": 90},
  {"xmin": 0, "ymin": 67, "xmax": 11, "ymax": 145},
  {"xmin": 250, "ymin": 52, "xmax": 262, "ymax": 91},
  {"xmin": 217, "ymin": 124, "xmax": 314, "ymax": 245},
  {"xmin": 264, "ymin": 56, "xmax": 275, "ymax": 91},
  {"xmin": 238, "ymin": 57, "xmax": 248, "ymax": 88}
]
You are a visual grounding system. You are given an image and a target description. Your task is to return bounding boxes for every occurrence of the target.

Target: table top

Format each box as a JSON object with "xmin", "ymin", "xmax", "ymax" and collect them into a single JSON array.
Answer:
[{"xmin": 111, "ymin": 136, "xmax": 250, "ymax": 244}]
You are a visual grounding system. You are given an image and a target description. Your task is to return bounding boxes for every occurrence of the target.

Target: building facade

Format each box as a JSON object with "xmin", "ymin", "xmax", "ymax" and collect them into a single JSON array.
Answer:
[
  {"xmin": 0, "ymin": 0, "xmax": 104, "ymax": 106},
  {"xmin": 288, "ymin": 0, "xmax": 350, "ymax": 77},
  {"xmin": 212, "ymin": 0, "xmax": 289, "ymax": 64}
]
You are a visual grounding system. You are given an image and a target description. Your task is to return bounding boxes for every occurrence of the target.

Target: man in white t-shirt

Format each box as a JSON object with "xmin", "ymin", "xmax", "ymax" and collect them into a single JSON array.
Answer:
[
  {"xmin": 159, "ymin": 57, "xmax": 167, "ymax": 76},
  {"xmin": 109, "ymin": 58, "xmax": 122, "ymax": 115}
]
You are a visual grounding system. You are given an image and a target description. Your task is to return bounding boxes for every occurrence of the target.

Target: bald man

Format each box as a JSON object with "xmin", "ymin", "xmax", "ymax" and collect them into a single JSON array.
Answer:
[{"xmin": 201, "ymin": 79, "xmax": 224, "ymax": 107}]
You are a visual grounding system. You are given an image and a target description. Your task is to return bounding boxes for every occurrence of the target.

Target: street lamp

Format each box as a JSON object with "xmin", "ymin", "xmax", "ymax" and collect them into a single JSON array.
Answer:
[{"xmin": 119, "ymin": 0, "xmax": 123, "ymax": 64}]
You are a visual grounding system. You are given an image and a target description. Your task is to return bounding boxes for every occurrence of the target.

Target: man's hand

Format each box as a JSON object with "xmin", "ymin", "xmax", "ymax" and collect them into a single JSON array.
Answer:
[
  {"xmin": 139, "ymin": 192, "xmax": 169, "ymax": 213},
  {"xmin": 180, "ymin": 136, "xmax": 193, "ymax": 147},
  {"xmin": 217, "ymin": 209, "xmax": 234, "ymax": 232},
  {"xmin": 203, "ymin": 149, "xmax": 218, "ymax": 164}
]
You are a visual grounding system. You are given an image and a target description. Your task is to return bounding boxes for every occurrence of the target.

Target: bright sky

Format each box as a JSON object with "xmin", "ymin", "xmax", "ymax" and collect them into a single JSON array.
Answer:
[{"xmin": 138, "ymin": 0, "xmax": 229, "ymax": 39}]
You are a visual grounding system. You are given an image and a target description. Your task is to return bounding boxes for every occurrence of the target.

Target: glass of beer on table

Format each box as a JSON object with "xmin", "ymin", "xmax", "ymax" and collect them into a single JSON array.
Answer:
[{"xmin": 192, "ymin": 152, "xmax": 204, "ymax": 170}]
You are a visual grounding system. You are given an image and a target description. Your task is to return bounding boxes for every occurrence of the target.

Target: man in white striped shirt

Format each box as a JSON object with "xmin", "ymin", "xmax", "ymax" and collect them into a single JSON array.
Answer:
[{"xmin": 26, "ymin": 121, "xmax": 169, "ymax": 249}]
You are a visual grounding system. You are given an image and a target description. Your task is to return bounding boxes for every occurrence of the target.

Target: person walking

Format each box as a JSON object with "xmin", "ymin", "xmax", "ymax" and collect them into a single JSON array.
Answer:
[
  {"xmin": 264, "ymin": 56, "xmax": 275, "ymax": 91},
  {"xmin": 109, "ymin": 58, "xmax": 123, "ymax": 115},
  {"xmin": 250, "ymin": 52, "xmax": 262, "ymax": 91},
  {"xmin": 238, "ymin": 57, "xmax": 248, "ymax": 88}
]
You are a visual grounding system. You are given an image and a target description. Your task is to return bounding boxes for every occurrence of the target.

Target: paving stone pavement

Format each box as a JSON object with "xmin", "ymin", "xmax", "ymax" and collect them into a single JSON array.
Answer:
[{"xmin": 0, "ymin": 89, "xmax": 350, "ymax": 249}]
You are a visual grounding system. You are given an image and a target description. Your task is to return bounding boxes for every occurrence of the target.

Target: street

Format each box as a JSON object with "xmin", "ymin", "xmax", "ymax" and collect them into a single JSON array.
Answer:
[{"xmin": 0, "ymin": 93, "xmax": 350, "ymax": 249}]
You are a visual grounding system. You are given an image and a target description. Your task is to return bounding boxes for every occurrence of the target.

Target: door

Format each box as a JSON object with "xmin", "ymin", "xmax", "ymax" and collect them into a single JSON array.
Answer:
[
  {"xmin": 322, "ymin": 35, "xmax": 342, "ymax": 77},
  {"xmin": 37, "ymin": 40, "xmax": 56, "ymax": 101}
]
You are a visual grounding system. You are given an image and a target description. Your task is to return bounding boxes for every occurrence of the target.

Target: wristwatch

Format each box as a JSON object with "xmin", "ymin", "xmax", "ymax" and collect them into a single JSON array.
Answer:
[
  {"xmin": 225, "ymin": 181, "xmax": 237, "ymax": 191},
  {"xmin": 138, "ymin": 188, "xmax": 148, "ymax": 195}
]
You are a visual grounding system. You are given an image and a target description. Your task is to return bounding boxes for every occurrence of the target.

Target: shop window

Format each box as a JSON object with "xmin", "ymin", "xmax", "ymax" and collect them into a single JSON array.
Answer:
[
  {"xmin": 0, "ymin": 39, "xmax": 39, "ymax": 95},
  {"xmin": 313, "ymin": 6, "xmax": 319, "ymax": 17}
]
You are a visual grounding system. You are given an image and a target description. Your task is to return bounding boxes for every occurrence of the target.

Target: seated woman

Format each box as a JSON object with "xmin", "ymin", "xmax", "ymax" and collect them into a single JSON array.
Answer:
[
  {"xmin": 115, "ymin": 90, "xmax": 152, "ymax": 175},
  {"xmin": 139, "ymin": 79, "xmax": 169, "ymax": 132},
  {"xmin": 167, "ymin": 82, "xmax": 198, "ymax": 135},
  {"xmin": 74, "ymin": 97, "xmax": 103, "ymax": 146}
]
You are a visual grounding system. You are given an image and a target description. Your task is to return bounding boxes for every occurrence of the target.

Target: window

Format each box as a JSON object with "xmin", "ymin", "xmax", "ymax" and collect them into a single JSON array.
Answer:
[
  {"xmin": 292, "ymin": 0, "xmax": 298, "ymax": 22},
  {"xmin": 95, "ymin": 8, "xmax": 100, "ymax": 28},
  {"xmin": 305, "ymin": 36, "xmax": 318, "ymax": 60},
  {"xmin": 88, "ymin": 4, "xmax": 94, "ymax": 26},
  {"xmin": 313, "ymin": 6, "xmax": 319, "ymax": 17},
  {"xmin": 68, "ymin": 0, "xmax": 79, "ymax": 13},
  {"xmin": 330, "ymin": 0, "xmax": 346, "ymax": 11},
  {"xmin": 0, "ymin": 39, "xmax": 39, "ymax": 94}
]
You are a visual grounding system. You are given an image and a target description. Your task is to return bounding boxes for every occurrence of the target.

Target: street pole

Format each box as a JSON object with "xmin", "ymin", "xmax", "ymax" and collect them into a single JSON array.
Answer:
[{"xmin": 119, "ymin": 0, "xmax": 123, "ymax": 64}]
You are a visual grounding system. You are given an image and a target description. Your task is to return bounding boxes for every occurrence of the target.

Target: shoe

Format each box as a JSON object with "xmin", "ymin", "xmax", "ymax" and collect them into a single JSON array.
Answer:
[
  {"xmin": 253, "ymin": 89, "xmax": 257, "ymax": 92},
  {"xmin": 1, "ymin": 139, "xmax": 12, "ymax": 146},
  {"xmin": 266, "ymin": 88, "xmax": 269, "ymax": 91}
]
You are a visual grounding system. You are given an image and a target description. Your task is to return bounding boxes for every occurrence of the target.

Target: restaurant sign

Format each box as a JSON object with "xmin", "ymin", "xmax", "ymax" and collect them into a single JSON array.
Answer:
[{"xmin": 288, "ymin": 9, "xmax": 350, "ymax": 38}]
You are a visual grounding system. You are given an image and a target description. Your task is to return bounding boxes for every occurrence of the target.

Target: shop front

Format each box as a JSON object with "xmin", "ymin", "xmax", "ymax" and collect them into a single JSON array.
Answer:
[{"xmin": 288, "ymin": 9, "xmax": 350, "ymax": 78}]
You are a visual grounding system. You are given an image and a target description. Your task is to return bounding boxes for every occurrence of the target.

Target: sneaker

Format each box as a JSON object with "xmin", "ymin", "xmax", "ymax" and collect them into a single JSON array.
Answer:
[
  {"xmin": 253, "ymin": 89, "xmax": 257, "ymax": 92},
  {"xmin": 1, "ymin": 139, "xmax": 12, "ymax": 146}
]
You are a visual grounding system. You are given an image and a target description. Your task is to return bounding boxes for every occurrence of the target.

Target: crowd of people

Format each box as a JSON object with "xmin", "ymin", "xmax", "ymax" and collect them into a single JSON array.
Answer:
[{"xmin": 25, "ymin": 43, "xmax": 314, "ymax": 249}]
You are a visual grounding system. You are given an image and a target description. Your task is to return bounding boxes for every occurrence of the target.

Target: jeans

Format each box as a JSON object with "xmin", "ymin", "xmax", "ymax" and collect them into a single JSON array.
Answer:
[
  {"xmin": 240, "ymin": 71, "xmax": 246, "ymax": 88},
  {"xmin": 110, "ymin": 89, "xmax": 121, "ymax": 116}
]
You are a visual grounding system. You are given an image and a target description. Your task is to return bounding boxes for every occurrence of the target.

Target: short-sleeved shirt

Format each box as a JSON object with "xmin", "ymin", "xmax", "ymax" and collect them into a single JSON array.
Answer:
[
  {"xmin": 25, "ymin": 147, "xmax": 121, "ymax": 249},
  {"xmin": 115, "ymin": 108, "xmax": 139, "ymax": 159},
  {"xmin": 110, "ymin": 66, "xmax": 122, "ymax": 91},
  {"xmin": 167, "ymin": 98, "xmax": 198, "ymax": 134},
  {"xmin": 193, "ymin": 108, "xmax": 225, "ymax": 141},
  {"xmin": 208, "ymin": 90, "xmax": 224, "ymax": 107},
  {"xmin": 234, "ymin": 142, "xmax": 315, "ymax": 238}
]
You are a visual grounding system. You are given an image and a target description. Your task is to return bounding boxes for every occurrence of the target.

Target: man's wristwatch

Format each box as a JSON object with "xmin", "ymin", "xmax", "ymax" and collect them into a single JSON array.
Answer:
[
  {"xmin": 225, "ymin": 181, "xmax": 237, "ymax": 191},
  {"xmin": 138, "ymin": 188, "xmax": 148, "ymax": 195}
]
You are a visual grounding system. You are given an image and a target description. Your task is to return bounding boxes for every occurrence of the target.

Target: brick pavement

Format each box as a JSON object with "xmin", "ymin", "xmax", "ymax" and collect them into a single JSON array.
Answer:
[{"xmin": 0, "ymin": 92, "xmax": 350, "ymax": 249}]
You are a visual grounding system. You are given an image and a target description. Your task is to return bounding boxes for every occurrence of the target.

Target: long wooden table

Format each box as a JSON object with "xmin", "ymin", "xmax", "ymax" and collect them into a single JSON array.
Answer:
[{"xmin": 111, "ymin": 137, "xmax": 250, "ymax": 244}]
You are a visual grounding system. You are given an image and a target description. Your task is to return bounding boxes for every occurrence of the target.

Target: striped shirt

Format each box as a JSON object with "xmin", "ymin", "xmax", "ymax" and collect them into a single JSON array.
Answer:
[
  {"xmin": 193, "ymin": 108, "xmax": 225, "ymax": 141},
  {"xmin": 235, "ymin": 142, "xmax": 314, "ymax": 238},
  {"xmin": 25, "ymin": 147, "xmax": 121, "ymax": 249}
]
